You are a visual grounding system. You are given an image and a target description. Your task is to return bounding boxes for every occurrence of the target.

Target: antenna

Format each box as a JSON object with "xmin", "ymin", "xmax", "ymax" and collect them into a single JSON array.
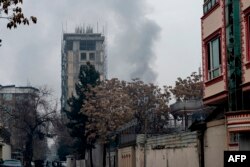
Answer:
[
  {"xmin": 66, "ymin": 21, "xmax": 67, "ymax": 33},
  {"xmin": 104, "ymin": 21, "xmax": 108, "ymax": 79},
  {"xmin": 26, "ymin": 79, "xmax": 31, "ymax": 87},
  {"xmin": 62, "ymin": 22, "xmax": 64, "ymax": 33},
  {"xmin": 97, "ymin": 22, "xmax": 99, "ymax": 33},
  {"xmin": 198, "ymin": 64, "xmax": 202, "ymax": 82}
]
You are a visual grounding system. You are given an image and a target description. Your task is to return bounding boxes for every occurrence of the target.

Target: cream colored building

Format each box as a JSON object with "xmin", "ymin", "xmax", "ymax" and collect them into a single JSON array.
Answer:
[
  {"xmin": 0, "ymin": 127, "xmax": 11, "ymax": 160},
  {"xmin": 0, "ymin": 85, "xmax": 39, "ymax": 160},
  {"xmin": 0, "ymin": 142, "xmax": 11, "ymax": 160},
  {"xmin": 61, "ymin": 27, "xmax": 107, "ymax": 110}
]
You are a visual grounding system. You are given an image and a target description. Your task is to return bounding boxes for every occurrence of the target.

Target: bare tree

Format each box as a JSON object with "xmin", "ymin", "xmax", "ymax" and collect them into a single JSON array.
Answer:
[{"xmin": 8, "ymin": 87, "xmax": 57, "ymax": 167}]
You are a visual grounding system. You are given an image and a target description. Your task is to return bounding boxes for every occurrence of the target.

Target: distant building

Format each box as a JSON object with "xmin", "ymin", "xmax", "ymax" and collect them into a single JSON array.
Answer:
[
  {"xmin": 0, "ymin": 126, "xmax": 11, "ymax": 160},
  {"xmin": 201, "ymin": 0, "xmax": 250, "ymax": 150},
  {"xmin": 0, "ymin": 85, "xmax": 39, "ymax": 159},
  {"xmin": 61, "ymin": 26, "xmax": 107, "ymax": 110}
]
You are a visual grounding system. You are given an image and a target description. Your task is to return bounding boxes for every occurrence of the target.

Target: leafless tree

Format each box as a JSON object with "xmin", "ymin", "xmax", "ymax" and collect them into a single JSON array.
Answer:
[{"xmin": 7, "ymin": 87, "xmax": 57, "ymax": 167}]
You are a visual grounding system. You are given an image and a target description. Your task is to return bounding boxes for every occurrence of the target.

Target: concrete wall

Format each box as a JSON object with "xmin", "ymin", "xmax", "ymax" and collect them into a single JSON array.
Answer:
[
  {"xmin": 66, "ymin": 155, "xmax": 76, "ymax": 167},
  {"xmin": 244, "ymin": 69, "xmax": 250, "ymax": 84},
  {"xmin": 204, "ymin": 119, "xmax": 226, "ymax": 167},
  {"xmin": 240, "ymin": 0, "xmax": 250, "ymax": 85},
  {"xmin": 204, "ymin": 80, "xmax": 225, "ymax": 98},
  {"xmin": 67, "ymin": 51, "xmax": 74, "ymax": 98},
  {"xmin": 242, "ymin": 0, "xmax": 250, "ymax": 11},
  {"xmin": 201, "ymin": 0, "xmax": 227, "ymax": 100},
  {"xmin": 135, "ymin": 145, "xmax": 144, "ymax": 167},
  {"xmin": 106, "ymin": 151, "xmax": 116, "ymax": 167},
  {"xmin": 90, "ymin": 143, "xmax": 104, "ymax": 167},
  {"xmin": 202, "ymin": 5, "xmax": 223, "ymax": 39},
  {"xmin": 76, "ymin": 160, "xmax": 86, "ymax": 167},
  {"xmin": 115, "ymin": 123, "xmax": 227, "ymax": 167},
  {"xmin": 0, "ymin": 143, "xmax": 11, "ymax": 160},
  {"xmin": 136, "ymin": 132, "xmax": 199, "ymax": 167},
  {"xmin": 118, "ymin": 146, "xmax": 135, "ymax": 167}
]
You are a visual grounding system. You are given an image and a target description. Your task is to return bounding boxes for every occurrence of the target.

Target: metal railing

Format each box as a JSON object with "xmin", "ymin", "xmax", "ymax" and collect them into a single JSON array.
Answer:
[
  {"xmin": 170, "ymin": 100, "xmax": 203, "ymax": 114},
  {"xmin": 118, "ymin": 118, "xmax": 196, "ymax": 145}
]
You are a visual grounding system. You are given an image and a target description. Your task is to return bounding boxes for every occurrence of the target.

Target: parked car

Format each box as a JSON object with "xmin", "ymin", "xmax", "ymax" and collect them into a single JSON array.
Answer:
[{"xmin": 0, "ymin": 159, "xmax": 22, "ymax": 167}]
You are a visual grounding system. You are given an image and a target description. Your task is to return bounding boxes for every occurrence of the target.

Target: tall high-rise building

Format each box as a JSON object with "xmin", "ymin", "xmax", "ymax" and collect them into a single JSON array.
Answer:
[{"xmin": 61, "ymin": 26, "xmax": 107, "ymax": 110}]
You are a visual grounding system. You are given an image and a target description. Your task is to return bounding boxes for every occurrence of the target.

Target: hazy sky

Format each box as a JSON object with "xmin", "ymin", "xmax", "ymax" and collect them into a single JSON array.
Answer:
[{"xmin": 0, "ymin": 1, "xmax": 203, "ymax": 101}]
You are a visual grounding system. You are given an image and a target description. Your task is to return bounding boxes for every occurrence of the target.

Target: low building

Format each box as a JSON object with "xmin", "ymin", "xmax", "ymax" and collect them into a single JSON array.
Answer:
[
  {"xmin": 0, "ymin": 85, "xmax": 39, "ymax": 159},
  {"xmin": 0, "ymin": 126, "xmax": 11, "ymax": 160}
]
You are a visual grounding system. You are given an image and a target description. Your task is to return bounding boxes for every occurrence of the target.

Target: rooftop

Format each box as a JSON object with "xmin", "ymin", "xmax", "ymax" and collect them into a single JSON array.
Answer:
[{"xmin": 0, "ymin": 85, "xmax": 39, "ymax": 94}]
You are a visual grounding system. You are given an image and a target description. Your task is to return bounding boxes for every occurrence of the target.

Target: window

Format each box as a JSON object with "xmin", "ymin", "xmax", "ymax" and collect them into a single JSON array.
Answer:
[
  {"xmin": 203, "ymin": 0, "xmax": 219, "ymax": 14},
  {"xmin": 80, "ymin": 53, "xmax": 87, "ymax": 61},
  {"xmin": 207, "ymin": 37, "xmax": 221, "ymax": 80},
  {"xmin": 3, "ymin": 93, "xmax": 12, "ymax": 101},
  {"xmin": 65, "ymin": 41, "xmax": 73, "ymax": 51},
  {"xmin": 80, "ymin": 40, "xmax": 96, "ymax": 50},
  {"xmin": 89, "ymin": 53, "xmax": 95, "ymax": 61},
  {"xmin": 229, "ymin": 132, "xmax": 239, "ymax": 144},
  {"xmin": 15, "ymin": 94, "xmax": 24, "ymax": 101}
]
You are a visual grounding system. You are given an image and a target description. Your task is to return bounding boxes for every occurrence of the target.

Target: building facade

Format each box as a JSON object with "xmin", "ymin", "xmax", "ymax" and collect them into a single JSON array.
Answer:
[
  {"xmin": 0, "ymin": 126, "xmax": 11, "ymax": 160},
  {"xmin": 201, "ymin": 0, "xmax": 250, "ymax": 150},
  {"xmin": 0, "ymin": 85, "xmax": 39, "ymax": 159},
  {"xmin": 61, "ymin": 27, "xmax": 107, "ymax": 110}
]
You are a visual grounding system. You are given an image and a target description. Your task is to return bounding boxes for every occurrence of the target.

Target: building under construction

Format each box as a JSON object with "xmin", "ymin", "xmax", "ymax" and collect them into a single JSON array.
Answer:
[{"xmin": 61, "ymin": 26, "xmax": 107, "ymax": 110}]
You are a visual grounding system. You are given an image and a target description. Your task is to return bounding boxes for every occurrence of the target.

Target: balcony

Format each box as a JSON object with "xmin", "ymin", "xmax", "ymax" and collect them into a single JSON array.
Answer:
[
  {"xmin": 170, "ymin": 100, "xmax": 203, "ymax": 116},
  {"xmin": 226, "ymin": 110, "xmax": 250, "ymax": 132}
]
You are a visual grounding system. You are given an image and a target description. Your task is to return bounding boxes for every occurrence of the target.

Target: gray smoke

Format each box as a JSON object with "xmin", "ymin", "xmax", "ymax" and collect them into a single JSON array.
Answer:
[
  {"xmin": 0, "ymin": 0, "xmax": 160, "ymax": 100},
  {"xmin": 107, "ymin": 0, "xmax": 161, "ymax": 83}
]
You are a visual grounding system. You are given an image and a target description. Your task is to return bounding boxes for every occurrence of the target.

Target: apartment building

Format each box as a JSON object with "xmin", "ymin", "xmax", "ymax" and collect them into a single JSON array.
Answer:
[
  {"xmin": 0, "ymin": 85, "xmax": 39, "ymax": 158},
  {"xmin": 201, "ymin": 0, "xmax": 250, "ymax": 150}
]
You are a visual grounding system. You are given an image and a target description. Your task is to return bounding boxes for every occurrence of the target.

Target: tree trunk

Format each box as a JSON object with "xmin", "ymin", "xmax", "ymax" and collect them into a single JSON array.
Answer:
[
  {"xmin": 108, "ymin": 145, "xmax": 111, "ymax": 167},
  {"xmin": 102, "ymin": 144, "xmax": 106, "ymax": 167},
  {"xmin": 24, "ymin": 135, "xmax": 33, "ymax": 167},
  {"xmin": 90, "ymin": 147, "xmax": 93, "ymax": 167}
]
